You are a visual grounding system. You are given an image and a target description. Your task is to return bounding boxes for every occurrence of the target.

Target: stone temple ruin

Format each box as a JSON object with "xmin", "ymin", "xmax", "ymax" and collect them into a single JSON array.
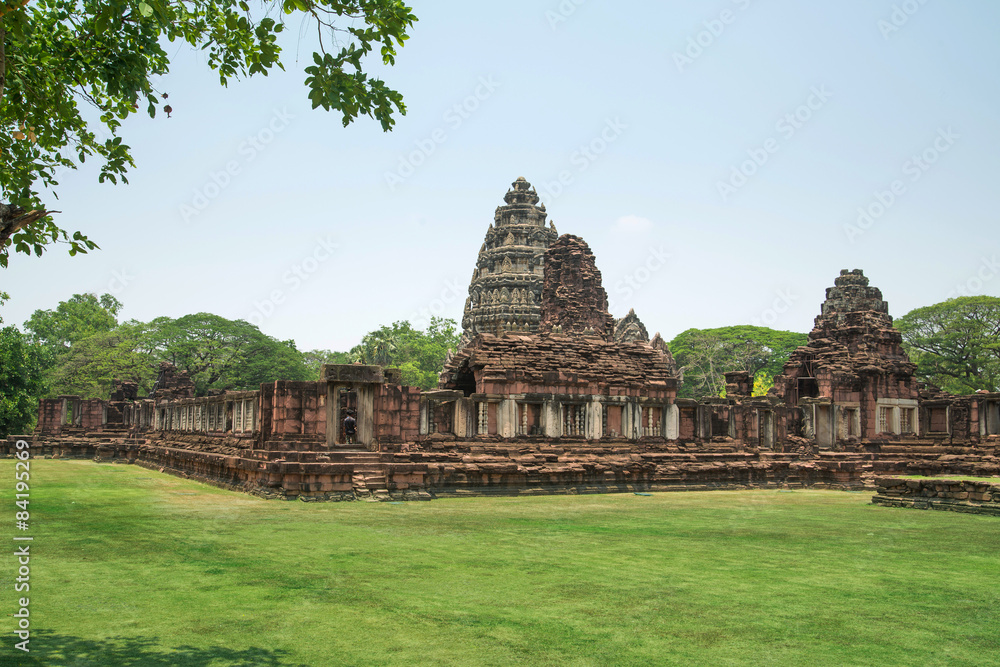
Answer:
[{"xmin": 5, "ymin": 178, "xmax": 999, "ymax": 503}]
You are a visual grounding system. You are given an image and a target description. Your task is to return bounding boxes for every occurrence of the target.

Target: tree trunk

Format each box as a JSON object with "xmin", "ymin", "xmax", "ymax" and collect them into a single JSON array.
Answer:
[{"xmin": 0, "ymin": 203, "xmax": 50, "ymax": 246}]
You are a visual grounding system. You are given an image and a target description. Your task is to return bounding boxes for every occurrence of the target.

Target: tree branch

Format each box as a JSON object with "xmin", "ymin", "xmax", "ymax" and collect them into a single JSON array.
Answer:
[
  {"xmin": 0, "ymin": 204, "xmax": 58, "ymax": 246},
  {"xmin": 0, "ymin": 25, "xmax": 6, "ymax": 105}
]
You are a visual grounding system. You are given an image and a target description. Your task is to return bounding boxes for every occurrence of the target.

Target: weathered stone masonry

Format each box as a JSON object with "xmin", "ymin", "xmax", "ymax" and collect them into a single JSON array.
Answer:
[{"xmin": 6, "ymin": 179, "xmax": 998, "ymax": 501}]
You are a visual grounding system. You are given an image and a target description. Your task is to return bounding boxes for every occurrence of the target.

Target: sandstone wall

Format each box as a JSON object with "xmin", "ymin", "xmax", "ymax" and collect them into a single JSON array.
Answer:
[{"xmin": 872, "ymin": 476, "xmax": 1000, "ymax": 515}]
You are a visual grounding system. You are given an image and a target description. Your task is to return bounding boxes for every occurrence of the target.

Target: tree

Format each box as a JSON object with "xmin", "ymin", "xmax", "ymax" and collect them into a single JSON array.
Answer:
[
  {"xmin": 24, "ymin": 292, "xmax": 122, "ymax": 355},
  {"xmin": 49, "ymin": 320, "xmax": 158, "ymax": 397},
  {"xmin": 302, "ymin": 348, "xmax": 352, "ymax": 378},
  {"xmin": 147, "ymin": 313, "xmax": 310, "ymax": 394},
  {"xmin": 23, "ymin": 292, "xmax": 123, "ymax": 394},
  {"xmin": 351, "ymin": 328, "xmax": 398, "ymax": 367},
  {"xmin": 896, "ymin": 296, "xmax": 1000, "ymax": 394},
  {"xmin": 669, "ymin": 326, "xmax": 808, "ymax": 399},
  {"xmin": 0, "ymin": 292, "xmax": 45, "ymax": 436},
  {"xmin": 1, "ymin": 0, "xmax": 417, "ymax": 266},
  {"xmin": 0, "ymin": 324, "xmax": 45, "ymax": 436},
  {"xmin": 346, "ymin": 318, "xmax": 459, "ymax": 389}
]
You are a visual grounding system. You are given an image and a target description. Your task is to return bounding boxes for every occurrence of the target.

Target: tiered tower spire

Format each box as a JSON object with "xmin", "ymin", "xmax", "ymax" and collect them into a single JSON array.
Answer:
[{"xmin": 460, "ymin": 177, "xmax": 558, "ymax": 342}]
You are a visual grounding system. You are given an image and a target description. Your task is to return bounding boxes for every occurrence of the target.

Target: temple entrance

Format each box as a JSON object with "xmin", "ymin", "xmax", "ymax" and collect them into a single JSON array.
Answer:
[
  {"xmin": 337, "ymin": 388, "xmax": 358, "ymax": 444},
  {"xmin": 324, "ymin": 367, "xmax": 378, "ymax": 451}
]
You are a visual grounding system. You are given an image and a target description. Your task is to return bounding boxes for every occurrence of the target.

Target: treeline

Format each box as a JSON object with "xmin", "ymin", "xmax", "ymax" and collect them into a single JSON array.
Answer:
[
  {"xmin": 667, "ymin": 325, "xmax": 809, "ymax": 398},
  {"xmin": 0, "ymin": 292, "xmax": 460, "ymax": 436}
]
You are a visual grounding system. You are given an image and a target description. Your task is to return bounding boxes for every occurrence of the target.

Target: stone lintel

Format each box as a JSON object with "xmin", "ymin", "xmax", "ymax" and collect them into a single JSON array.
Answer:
[{"xmin": 322, "ymin": 364, "xmax": 384, "ymax": 384}]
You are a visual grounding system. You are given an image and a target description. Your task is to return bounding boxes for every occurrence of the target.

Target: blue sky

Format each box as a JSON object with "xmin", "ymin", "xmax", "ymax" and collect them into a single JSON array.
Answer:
[{"xmin": 3, "ymin": 0, "xmax": 999, "ymax": 352}]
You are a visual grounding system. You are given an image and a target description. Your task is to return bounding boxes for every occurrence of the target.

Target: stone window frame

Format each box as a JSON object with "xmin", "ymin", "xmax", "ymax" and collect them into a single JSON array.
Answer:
[
  {"xmin": 639, "ymin": 404, "xmax": 666, "ymax": 438},
  {"xmin": 602, "ymin": 403, "xmax": 624, "ymax": 438},
  {"xmin": 560, "ymin": 401, "xmax": 588, "ymax": 437},
  {"xmin": 899, "ymin": 407, "xmax": 915, "ymax": 434},
  {"xmin": 924, "ymin": 405, "xmax": 949, "ymax": 435},
  {"xmin": 877, "ymin": 406, "xmax": 892, "ymax": 434},
  {"xmin": 876, "ymin": 399, "xmax": 920, "ymax": 436},
  {"xmin": 516, "ymin": 400, "xmax": 543, "ymax": 436}
]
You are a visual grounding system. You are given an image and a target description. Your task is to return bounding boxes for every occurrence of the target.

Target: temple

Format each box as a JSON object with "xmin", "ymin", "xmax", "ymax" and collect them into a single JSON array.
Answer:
[{"xmin": 6, "ymin": 178, "xmax": 998, "ymax": 500}]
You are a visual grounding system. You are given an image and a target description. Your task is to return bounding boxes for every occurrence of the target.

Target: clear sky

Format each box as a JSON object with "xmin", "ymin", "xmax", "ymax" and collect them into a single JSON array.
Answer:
[{"xmin": 3, "ymin": 0, "xmax": 999, "ymax": 352}]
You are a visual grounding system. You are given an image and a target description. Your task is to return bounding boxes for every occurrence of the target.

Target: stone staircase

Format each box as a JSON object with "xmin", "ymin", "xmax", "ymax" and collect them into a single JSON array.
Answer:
[{"xmin": 342, "ymin": 451, "xmax": 390, "ymax": 500}]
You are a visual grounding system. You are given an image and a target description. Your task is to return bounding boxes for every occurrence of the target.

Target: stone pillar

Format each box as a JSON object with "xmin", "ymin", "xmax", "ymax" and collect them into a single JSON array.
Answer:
[
  {"xmin": 453, "ymin": 399, "xmax": 467, "ymax": 438},
  {"xmin": 499, "ymin": 399, "xmax": 517, "ymax": 438},
  {"xmin": 623, "ymin": 401, "xmax": 639, "ymax": 440},
  {"xmin": 543, "ymin": 399, "xmax": 561, "ymax": 438},
  {"xmin": 356, "ymin": 385, "xmax": 375, "ymax": 449},
  {"xmin": 665, "ymin": 404, "xmax": 679, "ymax": 440},
  {"xmin": 419, "ymin": 397, "xmax": 429, "ymax": 436},
  {"xmin": 586, "ymin": 399, "xmax": 603, "ymax": 440}
]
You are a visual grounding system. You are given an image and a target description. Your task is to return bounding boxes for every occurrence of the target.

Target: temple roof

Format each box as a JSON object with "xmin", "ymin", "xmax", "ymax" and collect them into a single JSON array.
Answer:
[{"xmin": 440, "ymin": 331, "xmax": 678, "ymax": 390}]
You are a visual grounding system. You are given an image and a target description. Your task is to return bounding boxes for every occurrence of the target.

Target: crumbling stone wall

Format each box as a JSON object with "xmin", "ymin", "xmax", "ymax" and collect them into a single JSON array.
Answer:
[
  {"xmin": 150, "ymin": 361, "xmax": 195, "ymax": 400},
  {"xmin": 873, "ymin": 476, "xmax": 1000, "ymax": 516},
  {"xmin": 539, "ymin": 234, "xmax": 615, "ymax": 338}
]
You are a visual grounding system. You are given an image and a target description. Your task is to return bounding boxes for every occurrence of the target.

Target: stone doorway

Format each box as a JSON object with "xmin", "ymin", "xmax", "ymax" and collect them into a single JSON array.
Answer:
[
  {"xmin": 337, "ymin": 388, "xmax": 358, "ymax": 444},
  {"xmin": 323, "ymin": 364, "xmax": 382, "ymax": 451}
]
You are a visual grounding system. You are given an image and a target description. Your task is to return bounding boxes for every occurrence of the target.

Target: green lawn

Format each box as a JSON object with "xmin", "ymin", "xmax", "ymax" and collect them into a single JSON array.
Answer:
[{"xmin": 2, "ymin": 460, "xmax": 999, "ymax": 667}]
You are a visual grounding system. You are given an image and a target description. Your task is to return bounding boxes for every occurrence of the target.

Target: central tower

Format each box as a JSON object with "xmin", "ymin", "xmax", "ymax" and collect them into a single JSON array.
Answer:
[{"xmin": 460, "ymin": 177, "xmax": 558, "ymax": 342}]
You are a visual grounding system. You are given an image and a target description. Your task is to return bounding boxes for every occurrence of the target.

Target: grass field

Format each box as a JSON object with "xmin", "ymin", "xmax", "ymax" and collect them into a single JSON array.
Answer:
[{"xmin": 1, "ymin": 460, "xmax": 999, "ymax": 667}]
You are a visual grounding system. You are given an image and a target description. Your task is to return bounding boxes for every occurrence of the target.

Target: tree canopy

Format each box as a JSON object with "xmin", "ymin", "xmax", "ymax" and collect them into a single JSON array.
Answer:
[
  {"xmin": 20, "ymin": 293, "xmax": 313, "ymax": 397},
  {"xmin": 896, "ymin": 296, "xmax": 1000, "ymax": 394},
  {"xmin": 25, "ymin": 292, "xmax": 122, "ymax": 355},
  {"xmin": 148, "ymin": 313, "xmax": 311, "ymax": 395},
  {"xmin": 348, "ymin": 317, "xmax": 459, "ymax": 389},
  {"xmin": 0, "ymin": 0, "xmax": 417, "ymax": 266},
  {"xmin": 668, "ymin": 325, "xmax": 808, "ymax": 399},
  {"xmin": 0, "ymin": 292, "xmax": 46, "ymax": 437}
]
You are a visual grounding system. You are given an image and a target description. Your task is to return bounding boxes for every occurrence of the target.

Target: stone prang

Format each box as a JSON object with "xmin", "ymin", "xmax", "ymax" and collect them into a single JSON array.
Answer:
[{"xmin": 460, "ymin": 177, "xmax": 558, "ymax": 344}]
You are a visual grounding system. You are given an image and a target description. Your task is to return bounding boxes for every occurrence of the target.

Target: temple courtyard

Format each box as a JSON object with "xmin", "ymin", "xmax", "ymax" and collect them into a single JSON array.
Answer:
[{"xmin": 2, "ymin": 459, "xmax": 997, "ymax": 666}]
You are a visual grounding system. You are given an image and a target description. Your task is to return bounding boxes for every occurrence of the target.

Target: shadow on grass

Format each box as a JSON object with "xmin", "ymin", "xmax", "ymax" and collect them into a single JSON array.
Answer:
[{"xmin": 0, "ymin": 631, "xmax": 307, "ymax": 666}]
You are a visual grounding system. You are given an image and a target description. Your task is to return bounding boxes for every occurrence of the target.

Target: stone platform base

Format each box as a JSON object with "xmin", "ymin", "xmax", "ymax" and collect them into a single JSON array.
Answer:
[
  {"xmin": 871, "ymin": 495, "xmax": 1000, "ymax": 516},
  {"xmin": 871, "ymin": 476, "xmax": 1000, "ymax": 516},
  {"xmin": 5, "ymin": 434, "xmax": 1000, "ymax": 503}
]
